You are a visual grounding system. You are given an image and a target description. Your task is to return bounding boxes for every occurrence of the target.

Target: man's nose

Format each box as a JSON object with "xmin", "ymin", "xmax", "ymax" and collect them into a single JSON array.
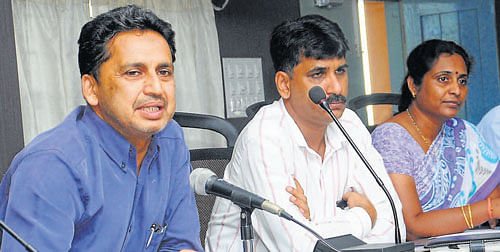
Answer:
[
  {"xmin": 324, "ymin": 74, "xmax": 342, "ymax": 95},
  {"xmin": 144, "ymin": 74, "xmax": 163, "ymax": 95}
]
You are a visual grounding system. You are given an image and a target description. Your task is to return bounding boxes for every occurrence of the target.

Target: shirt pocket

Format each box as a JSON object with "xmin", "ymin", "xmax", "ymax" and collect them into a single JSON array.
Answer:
[{"xmin": 143, "ymin": 222, "xmax": 167, "ymax": 250}]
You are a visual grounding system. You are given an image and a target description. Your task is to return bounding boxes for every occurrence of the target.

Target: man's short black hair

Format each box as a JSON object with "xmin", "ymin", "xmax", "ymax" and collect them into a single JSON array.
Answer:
[
  {"xmin": 78, "ymin": 5, "xmax": 175, "ymax": 79},
  {"xmin": 270, "ymin": 14, "xmax": 349, "ymax": 76}
]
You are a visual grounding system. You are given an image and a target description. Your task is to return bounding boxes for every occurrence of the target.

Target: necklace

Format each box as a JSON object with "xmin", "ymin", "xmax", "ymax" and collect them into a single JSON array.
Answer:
[{"xmin": 406, "ymin": 109, "xmax": 431, "ymax": 147}]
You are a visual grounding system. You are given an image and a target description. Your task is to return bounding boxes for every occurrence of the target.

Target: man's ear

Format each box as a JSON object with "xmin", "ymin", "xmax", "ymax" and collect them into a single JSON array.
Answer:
[
  {"xmin": 81, "ymin": 74, "xmax": 99, "ymax": 106},
  {"xmin": 275, "ymin": 71, "xmax": 291, "ymax": 99}
]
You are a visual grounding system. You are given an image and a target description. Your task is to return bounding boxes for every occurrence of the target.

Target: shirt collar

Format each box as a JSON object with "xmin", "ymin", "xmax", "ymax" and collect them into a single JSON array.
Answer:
[
  {"xmin": 79, "ymin": 106, "xmax": 145, "ymax": 169},
  {"xmin": 278, "ymin": 99, "xmax": 345, "ymax": 153}
]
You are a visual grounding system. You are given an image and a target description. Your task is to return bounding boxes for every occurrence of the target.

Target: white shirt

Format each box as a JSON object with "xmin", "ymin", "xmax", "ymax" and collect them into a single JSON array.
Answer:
[
  {"xmin": 205, "ymin": 99, "xmax": 405, "ymax": 252},
  {"xmin": 478, "ymin": 105, "xmax": 500, "ymax": 157}
]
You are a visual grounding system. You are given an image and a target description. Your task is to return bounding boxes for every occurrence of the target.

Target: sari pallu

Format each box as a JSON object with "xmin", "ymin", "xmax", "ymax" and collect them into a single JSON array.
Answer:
[{"xmin": 419, "ymin": 118, "xmax": 500, "ymax": 212}]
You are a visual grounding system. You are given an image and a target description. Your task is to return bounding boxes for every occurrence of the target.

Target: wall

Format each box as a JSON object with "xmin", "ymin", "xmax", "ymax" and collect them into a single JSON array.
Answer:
[
  {"xmin": 214, "ymin": 0, "xmax": 301, "ymax": 131},
  {"xmin": 0, "ymin": 0, "xmax": 24, "ymax": 177}
]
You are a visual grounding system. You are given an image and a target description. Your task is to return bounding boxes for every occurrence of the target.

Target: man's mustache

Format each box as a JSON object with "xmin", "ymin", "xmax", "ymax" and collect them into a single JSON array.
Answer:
[{"xmin": 325, "ymin": 94, "xmax": 347, "ymax": 104}]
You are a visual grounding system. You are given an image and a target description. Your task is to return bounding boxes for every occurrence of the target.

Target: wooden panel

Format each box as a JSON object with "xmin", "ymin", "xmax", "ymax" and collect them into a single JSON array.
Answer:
[
  {"xmin": 365, "ymin": 1, "xmax": 393, "ymax": 124},
  {"xmin": 0, "ymin": 0, "xmax": 24, "ymax": 178}
]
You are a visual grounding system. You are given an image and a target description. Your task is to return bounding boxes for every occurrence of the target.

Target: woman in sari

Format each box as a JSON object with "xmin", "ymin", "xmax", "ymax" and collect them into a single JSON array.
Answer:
[{"xmin": 371, "ymin": 39, "xmax": 500, "ymax": 240}]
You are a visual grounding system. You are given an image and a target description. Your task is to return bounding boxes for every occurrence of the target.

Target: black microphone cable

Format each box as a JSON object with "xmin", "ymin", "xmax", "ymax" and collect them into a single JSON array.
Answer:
[
  {"xmin": 288, "ymin": 217, "xmax": 341, "ymax": 252},
  {"xmin": 0, "ymin": 219, "xmax": 38, "ymax": 252}
]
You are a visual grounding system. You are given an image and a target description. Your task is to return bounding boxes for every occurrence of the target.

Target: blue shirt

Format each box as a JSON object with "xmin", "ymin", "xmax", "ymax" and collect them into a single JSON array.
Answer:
[
  {"xmin": 478, "ymin": 105, "xmax": 500, "ymax": 157},
  {"xmin": 0, "ymin": 106, "xmax": 203, "ymax": 251}
]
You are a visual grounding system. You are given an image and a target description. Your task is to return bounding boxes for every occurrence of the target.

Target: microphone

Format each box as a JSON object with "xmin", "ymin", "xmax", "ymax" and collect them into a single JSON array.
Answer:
[
  {"xmin": 191, "ymin": 168, "xmax": 343, "ymax": 252},
  {"xmin": 308, "ymin": 86, "xmax": 402, "ymax": 244},
  {"xmin": 190, "ymin": 168, "xmax": 293, "ymax": 220}
]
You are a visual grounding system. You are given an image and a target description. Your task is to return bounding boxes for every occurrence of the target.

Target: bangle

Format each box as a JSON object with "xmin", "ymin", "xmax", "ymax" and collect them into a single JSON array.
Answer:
[
  {"xmin": 461, "ymin": 205, "xmax": 472, "ymax": 228},
  {"xmin": 488, "ymin": 198, "xmax": 494, "ymax": 219},
  {"xmin": 468, "ymin": 204, "xmax": 474, "ymax": 227}
]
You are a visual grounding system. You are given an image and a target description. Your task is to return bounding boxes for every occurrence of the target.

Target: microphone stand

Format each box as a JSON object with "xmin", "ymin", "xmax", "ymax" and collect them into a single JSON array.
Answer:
[
  {"xmin": 0, "ymin": 219, "xmax": 38, "ymax": 252},
  {"xmin": 240, "ymin": 208, "xmax": 254, "ymax": 252},
  {"xmin": 318, "ymin": 101, "xmax": 402, "ymax": 244},
  {"xmin": 237, "ymin": 206, "xmax": 342, "ymax": 252}
]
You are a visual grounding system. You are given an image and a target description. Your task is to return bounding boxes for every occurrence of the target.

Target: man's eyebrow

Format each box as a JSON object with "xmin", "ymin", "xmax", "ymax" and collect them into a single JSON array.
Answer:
[
  {"xmin": 122, "ymin": 62, "xmax": 144, "ymax": 68},
  {"xmin": 337, "ymin": 64, "xmax": 349, "ymax": 70},
  {"xmin": 119, "ymin": 62, "xmax": 173, "ymax": 70},
  {"xmin": 158, "ymin": 63, "xmax": 173, "ymax": 68},
  {"xmin": 307, "ymin": 66, "xmax": 327, "ymax": 74}
]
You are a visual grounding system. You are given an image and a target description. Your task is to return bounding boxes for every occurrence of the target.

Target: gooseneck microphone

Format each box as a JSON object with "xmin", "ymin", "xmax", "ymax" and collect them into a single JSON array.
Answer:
[
  {"xmin": 190, "ymin": 168, "xmax": 341, "ymax": 252},
  {"xmin": 308, "ymin": 86, "xmax": 402, "ymax": 244},
  {"xmin": 190, "ymin": 168, "xmax": 293, "ymax": 220}
]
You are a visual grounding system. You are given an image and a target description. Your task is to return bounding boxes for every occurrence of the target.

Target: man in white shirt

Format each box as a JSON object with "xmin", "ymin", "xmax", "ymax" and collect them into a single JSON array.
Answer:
[{"xmin": 205, "ymin": 15, "xmax": 405, "ymax": 251}]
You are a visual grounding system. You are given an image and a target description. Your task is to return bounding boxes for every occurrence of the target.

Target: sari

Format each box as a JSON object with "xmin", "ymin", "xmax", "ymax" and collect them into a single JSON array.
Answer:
[{"xmin": 371, "ymin": 118, "xmax": 500, "ymax": 212}]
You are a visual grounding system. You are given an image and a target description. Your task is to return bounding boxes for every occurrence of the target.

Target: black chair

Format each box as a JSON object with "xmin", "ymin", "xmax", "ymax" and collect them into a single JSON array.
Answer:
[
  {"xmin": 173, "ymin": 112, "xmax": 238, "ymax": 148},
  {"xmin": 347, "ymin": 93, "xmax": 401, "ymax": 132},
  {"xmin": 245, "ymin": 100, "xmax": 273, "ymax": 120},
  {"xmin": 172, "ymin": 112, "xmax": 238, "ymax": 247}
]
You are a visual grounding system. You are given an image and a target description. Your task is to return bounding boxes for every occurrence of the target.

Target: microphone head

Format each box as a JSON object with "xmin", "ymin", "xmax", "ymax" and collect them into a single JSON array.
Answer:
[
  {"xmin": 190, "ymin": 168, "xmax": 217, "ymax": 196},
  {"xmin": 308, "ymin": 86, "xmax": 326, "ymax": 104}
]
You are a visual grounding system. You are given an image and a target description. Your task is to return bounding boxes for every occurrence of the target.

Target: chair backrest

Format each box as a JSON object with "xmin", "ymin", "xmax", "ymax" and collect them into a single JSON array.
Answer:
[
  {"xmin": 347, "ymin": 93, "xmax": 401, "ymax": 132},
  {"xmin": 245, "ymin": 100, "xmax": 272, "ymax": 120},
  {"xmin": 172, "ymin": 112, "xmax": 237, "ymax": 247},
  {"xmin": 173, "ymin": 112, "xmax": 239, "ymax": 148},
  {"xmin": 189, "ymin": 147, "xmax": 233, "ymax": 247}
]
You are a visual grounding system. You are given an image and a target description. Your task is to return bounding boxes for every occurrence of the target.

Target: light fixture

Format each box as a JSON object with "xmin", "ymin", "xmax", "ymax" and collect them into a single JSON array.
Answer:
[{"xmin": 357, "ymin": 0, "xmax": 375, "ymax": 126}]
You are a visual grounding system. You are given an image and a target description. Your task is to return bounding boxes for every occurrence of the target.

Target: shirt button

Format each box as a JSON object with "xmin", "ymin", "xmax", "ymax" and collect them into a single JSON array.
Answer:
[
  {"xmin": 128, "ymin": 226, "xmax": 132, "ymax": 233},
  {"xmin": 129, "ymin": 147, "xmax": 133, "ymax": 152},
  {"xmin": 120, "ymin": 162, "xmax": 126, "ymax": 168}
]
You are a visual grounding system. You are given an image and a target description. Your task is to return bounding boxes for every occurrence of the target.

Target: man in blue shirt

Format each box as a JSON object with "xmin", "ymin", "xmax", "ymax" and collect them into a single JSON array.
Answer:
[{"xmin": 0, "ymin": 5, "xmax": 202, "ymax": 251}]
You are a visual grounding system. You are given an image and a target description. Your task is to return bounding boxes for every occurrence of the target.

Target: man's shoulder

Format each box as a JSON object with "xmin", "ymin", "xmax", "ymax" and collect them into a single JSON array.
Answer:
[
  {"xmin": 239, "ymin": 101, "xmax": 290, "ymax": 142},
  {"xmin": 21, "ymin": 107, "xmax": 88, "ymax": 161},
  {"xmin": 338, "ymin": 108, "xmax": 372, "ymax": 140},
  {"xmin": 486, "ymin": 105, "xmax": 500, "ymax": 117},
  {"xmin": 479, "ymin": 105, "xmax": 500, "ymax": 126},
  {"xmin": 339, "ymin": 108, "xmax": 367, "ymax": 128},
  {"xmin": 7, "ymin": 107, "xmax": 92, "ymax": 187}
]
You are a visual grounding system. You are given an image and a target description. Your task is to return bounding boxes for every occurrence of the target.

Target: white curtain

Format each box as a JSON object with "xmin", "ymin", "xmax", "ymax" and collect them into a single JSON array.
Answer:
[{"xmin": 12, "ymin": 0, "xmax": 225, "ymax": 149}]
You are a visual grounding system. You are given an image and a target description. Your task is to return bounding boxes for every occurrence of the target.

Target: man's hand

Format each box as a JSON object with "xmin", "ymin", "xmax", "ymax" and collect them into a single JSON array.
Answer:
[
  {"xmin": 342, "ymin": 191, "xmax": 376, "ymax": 227},
  {"xmin": 286, "ymin": 178, "xmax": 311, "ymax": 220}
]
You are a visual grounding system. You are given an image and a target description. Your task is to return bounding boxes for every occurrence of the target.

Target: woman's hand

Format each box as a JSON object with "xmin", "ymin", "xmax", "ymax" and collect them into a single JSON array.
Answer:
[{"xmin": 286, "ymin": 178, "xmax": 311, "ymax": 220}]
